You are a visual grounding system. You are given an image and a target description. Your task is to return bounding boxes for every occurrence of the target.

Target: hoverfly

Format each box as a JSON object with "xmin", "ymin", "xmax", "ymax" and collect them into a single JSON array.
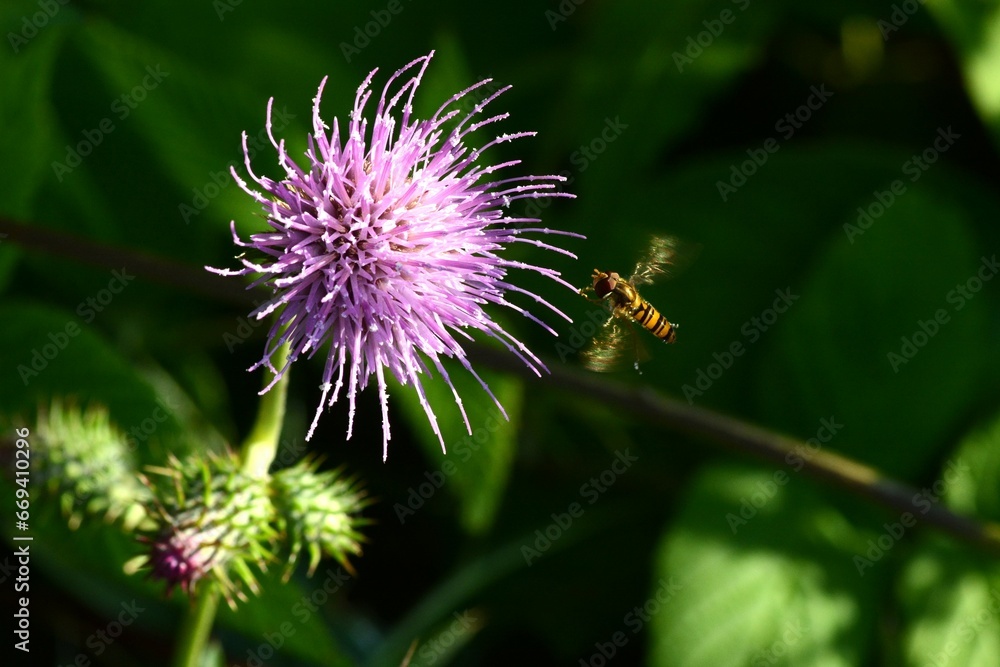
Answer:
[{"xmin": 578, "ymin": 235, "xmax": 692, "ymax": 372}]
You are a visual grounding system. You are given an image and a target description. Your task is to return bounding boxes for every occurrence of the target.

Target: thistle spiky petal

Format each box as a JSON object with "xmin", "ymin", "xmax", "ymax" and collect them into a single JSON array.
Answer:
[{"xmin": 209, "ymin": 51, "xmax": 582, "ymax": 459}]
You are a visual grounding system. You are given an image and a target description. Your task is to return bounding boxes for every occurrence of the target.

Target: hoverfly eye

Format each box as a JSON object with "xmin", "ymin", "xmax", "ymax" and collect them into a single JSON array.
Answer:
[{"xmin": 594, "ymin": 275, "xmax": 616, "ymax": 298}]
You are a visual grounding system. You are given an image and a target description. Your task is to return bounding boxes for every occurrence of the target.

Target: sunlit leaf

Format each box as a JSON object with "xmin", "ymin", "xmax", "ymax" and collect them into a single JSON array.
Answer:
[{"xmin": 650, "ymin": 466, "xmax": 876, "ymax": 667}]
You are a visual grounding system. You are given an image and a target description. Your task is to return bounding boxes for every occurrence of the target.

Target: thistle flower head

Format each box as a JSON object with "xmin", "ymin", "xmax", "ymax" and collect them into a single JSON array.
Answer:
[
  {"xmin": 133, "ymin": 452, "xmax": 369, "ymax": 607},
  {"xmin": 33, "ymin": 400, "xmax": 150, "ymax": 531},
  {"xmin": 139, "ymin": 453, "xmax": 278, "ymax": 606},
  {"xmin": 210, "ymin": 52, "xmax": 579, "ymax": 459}
]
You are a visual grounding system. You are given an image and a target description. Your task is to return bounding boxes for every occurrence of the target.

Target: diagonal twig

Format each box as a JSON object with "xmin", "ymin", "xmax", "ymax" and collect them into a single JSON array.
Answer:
[
  {"xmin": 468, "ymin": 344, "xmax": 1000, "ymax": 556},
  {"xmin": 7, "ymin": 217, "xmax": 1000, "ymax": 555}
]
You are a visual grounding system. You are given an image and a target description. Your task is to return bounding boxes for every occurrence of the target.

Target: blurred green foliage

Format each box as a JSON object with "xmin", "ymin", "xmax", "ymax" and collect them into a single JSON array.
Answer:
[{"xmin": 3, "ymin": 0, "xmax": 1000, "ymax": 665}]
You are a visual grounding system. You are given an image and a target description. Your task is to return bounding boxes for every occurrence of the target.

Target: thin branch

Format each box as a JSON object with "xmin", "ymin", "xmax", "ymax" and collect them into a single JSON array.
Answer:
[
  {"xmin": 467, "ymin": 345, "xmax": 1000, "ymax": 556},
  {"xmin": 0, "ymin": 217, "xmax": 259, "ymax": 306},
  {"xmin": 7, "ymin": 219, "xmax": 999, "ymax": 554}
]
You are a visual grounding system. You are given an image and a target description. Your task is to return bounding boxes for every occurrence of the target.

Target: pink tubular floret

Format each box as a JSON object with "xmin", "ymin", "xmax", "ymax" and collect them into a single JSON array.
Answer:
[{"xmin": 208, "ymin": 52, "xmax": 581, "ymax": 460}]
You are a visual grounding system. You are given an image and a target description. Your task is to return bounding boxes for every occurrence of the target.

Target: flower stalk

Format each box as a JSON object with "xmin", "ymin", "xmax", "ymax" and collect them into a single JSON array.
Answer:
[
  {"xmin": 240, "ymin": 339, "xmax": 290, "ymax": 478},
  {"xmin": 170, "ymin": 340, "xmax": 289, "ymax": 667}
]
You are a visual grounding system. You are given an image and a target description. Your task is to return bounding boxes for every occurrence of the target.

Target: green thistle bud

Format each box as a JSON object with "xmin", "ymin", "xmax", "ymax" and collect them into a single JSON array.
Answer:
[
  {"xmin": 272, "ymin": 459, "xmax": 368, "ymax": 577},
  {"xmin": 34, "ymin": 400, "xmax": 149, "ymax": 531},
  {"xmin": 140, "ymin": 451, "xmax": 278, "ymax": 607}
]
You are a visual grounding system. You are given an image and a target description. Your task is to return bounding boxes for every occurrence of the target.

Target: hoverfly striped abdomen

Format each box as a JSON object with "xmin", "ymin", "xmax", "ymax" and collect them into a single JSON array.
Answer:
[
  {"xmin": 631, "ymin": 298, "xmax": 677, "ymax": 344},
  {"xmin": 578, "ymin": 235, "xmax": 693, "ymax": 372}
]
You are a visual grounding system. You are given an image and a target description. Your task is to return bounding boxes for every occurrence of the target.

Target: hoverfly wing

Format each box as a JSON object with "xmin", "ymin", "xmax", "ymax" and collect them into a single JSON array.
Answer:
[
  {"xmin": 581, "ymin": 319, "xmax": 650, "ymax": 373},
  {"xmin": 628, "ymin": 235, "xmax": 701, "ymax": 287},
  {"xmin": 581, "ymin": 319, "xmax": 630, "ymax": 372}
]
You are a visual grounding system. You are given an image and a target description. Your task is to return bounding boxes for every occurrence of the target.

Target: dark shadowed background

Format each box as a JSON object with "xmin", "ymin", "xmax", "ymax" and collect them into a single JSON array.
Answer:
[{"xmin": 3, "ymin": 0, "xmax": 1000, "ymax": 665}]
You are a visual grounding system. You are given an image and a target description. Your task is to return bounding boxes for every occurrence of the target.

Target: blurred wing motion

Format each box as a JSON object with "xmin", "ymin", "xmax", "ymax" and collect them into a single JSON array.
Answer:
[
  {"xmin": 579, "ymin": 235, "xmax": 696, "ymax": 372},
  {"xmin": 580, "ymin": 319, "xmax": 650, "ymax": 373},
  {"xmin": 580, "ymin": 316, "xmax": 646, "ymax": 373},
  {"xmin": 629, "ymin": 235, "xmax": 698, "ymax": 287}
]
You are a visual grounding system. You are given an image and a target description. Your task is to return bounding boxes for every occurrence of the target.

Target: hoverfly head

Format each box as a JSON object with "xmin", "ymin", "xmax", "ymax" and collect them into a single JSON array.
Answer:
[{"xmin": 592, "ymin": 270, "xmax": 619, "ymax": 299}]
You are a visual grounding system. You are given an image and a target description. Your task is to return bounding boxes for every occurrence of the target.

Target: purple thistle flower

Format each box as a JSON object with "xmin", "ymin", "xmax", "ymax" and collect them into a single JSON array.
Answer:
[
  {"xmin": 144, "ymin": 523, "xmax": 219, "ymax": 597},
  {"xmin": 210, "ymin": 52, "xmax": 580, "ymax": 460}
]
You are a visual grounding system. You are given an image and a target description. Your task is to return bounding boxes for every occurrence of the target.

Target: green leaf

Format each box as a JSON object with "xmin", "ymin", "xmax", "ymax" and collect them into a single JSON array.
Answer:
[
  {"xmin": 553, "ymin": 0, "xmax": 781, "ymax": 170},
  {"xmin": 0, "ymin": 303, "xmax": 188, "ymax": 463},
  {"xmin": 899, "ymin": 409, "xmax": 1000, "ymax": 666},
  {"xmin": 650, "ymin": 465, "xmax": 876, "ymax": 667},
  {"xmin": 216, "ymin": 567, "xmax": 357, "ymax": 667},
  {"xmin": 0, "ymin": 7, "xmax": 70, "ymax": 291},
  {"xmin": 937, "ymin": 407, "xmax": 1000, "ymax": 522},
  {"xmin": 0, "ymin": 3, "xmax": 69, "ymax": 220},
  {"xmin": 73, "ymin": 19, "xmax": 261, "ymax": 238},
  {"xmin": 390, "ymin": 356, "xmax": 522, "ymax": 535},
  {"xmin": 929, "ymin": 1, "xmax": 1000, "ymax": 147},
  {"xmin": 366, "ymin": 540, "xmax": 527, "ymax": 667},
  {"xmin": 900, "ymin": 544, "xmax": 1000, "ymax": 667},
  {"xmin": 757, "ymin": 183, "xmax": 987, "ymax": 478}
]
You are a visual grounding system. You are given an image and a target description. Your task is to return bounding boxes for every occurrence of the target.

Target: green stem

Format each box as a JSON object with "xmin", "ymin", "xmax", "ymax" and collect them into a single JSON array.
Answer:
[
  {"xmin": 172, "ymin": 340, "xmax": 291, "ymax": 667},
  {"xmin": 241, "ymin": 340, "xmax": 291, "ymax": 478},
  {"xmin": 172, "ymin": 581, "xmax": 221, "ymax": 667}
]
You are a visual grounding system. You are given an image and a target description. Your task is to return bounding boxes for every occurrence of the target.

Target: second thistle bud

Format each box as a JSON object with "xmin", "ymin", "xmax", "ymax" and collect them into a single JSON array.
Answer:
[
  {"xmin": 138, "ymin": 452, "xmax": 369, "ymax": 606},
  {"xmin": 33, "ymin": 401, "xmax": 150, "ymax": 531},
  {"xmin": 272, "ymin": 459, "xmax": 368, "ymax": 577},
  {"xmin": 142, "ymin": 452, "xmax": 278, "ymax": 605}
]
